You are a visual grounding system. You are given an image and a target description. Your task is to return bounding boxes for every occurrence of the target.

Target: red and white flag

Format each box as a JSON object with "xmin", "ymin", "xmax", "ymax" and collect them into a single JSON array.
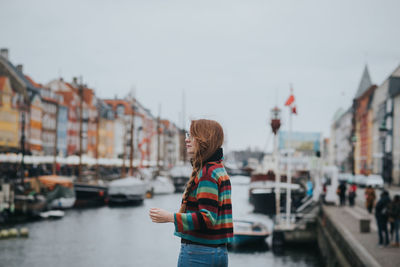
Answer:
[{"xmin": 285, "ymin": 88, "xmax": 297, "ymax": 115}]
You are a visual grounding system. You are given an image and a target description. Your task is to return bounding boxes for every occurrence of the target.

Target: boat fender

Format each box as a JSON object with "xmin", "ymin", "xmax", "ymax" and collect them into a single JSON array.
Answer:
[
  {"xmin": 8, "ymin": 228, "xmax": 18, "ymax": 237},
  {"xmin": 19, "ymin": 228, "xmax": 29, "ymax": 237},
  {"xmin": 0, "ymin": 229, "xmax": 9, "ymax": 239}
]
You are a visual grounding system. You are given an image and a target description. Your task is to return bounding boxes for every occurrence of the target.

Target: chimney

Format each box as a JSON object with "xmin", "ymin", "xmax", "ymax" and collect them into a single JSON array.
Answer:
[
  {"xmin": 0, "ymin": 48, "xmax": 9, "ymax": 60},
  {"xmin": 16, "ymin": 64, "xmax": 23, "ymax": 73},
  {"xmin": 73, "ymin": 77, "xmax": 78, "ymax": 85}
]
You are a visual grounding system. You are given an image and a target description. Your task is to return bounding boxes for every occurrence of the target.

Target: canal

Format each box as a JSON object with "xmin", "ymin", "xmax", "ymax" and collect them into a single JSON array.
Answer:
[{"xmin": 0, "ymin": 177, "xmax": 323, "ymax": 267}]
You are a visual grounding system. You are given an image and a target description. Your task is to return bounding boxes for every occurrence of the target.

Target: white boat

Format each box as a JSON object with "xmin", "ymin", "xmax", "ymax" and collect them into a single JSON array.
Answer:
[
  {"xmin": 108, "ymin": 176, "xmax": 148, "ymax": 206},
  {"xmin": 230, "ymin": 175, "xmax": 251, "ymax": 185},
  {"xmin": 170, "ymin": 164, "xmax": 192, "ymax": 192},
  {"xmin": 49, "ymin": 197, "xmax": 76, "ymax": 209},
  {"xmin": 39, "ymin": 210, "xmax": 65, "ymax": 219},
  {"xmin": 150, "ymin": 176, "xmax": 175, "ymax": 195}
]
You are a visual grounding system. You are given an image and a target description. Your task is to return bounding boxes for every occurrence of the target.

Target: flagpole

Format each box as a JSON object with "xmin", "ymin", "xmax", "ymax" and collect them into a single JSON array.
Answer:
[
  {"xmin": 286, "ymin": 108, "xmax": 293, "ymax": 226},
  {"xmin": 286, "ymin": 87, "xmax": 294, "ymax": 227}
]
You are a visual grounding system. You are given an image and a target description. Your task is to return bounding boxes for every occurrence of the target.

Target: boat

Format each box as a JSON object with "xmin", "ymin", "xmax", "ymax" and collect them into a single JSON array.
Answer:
[
  {"xmin": 230, "ymin": 175, "xmax": 251, "ymax": 185},
  {"xmin": 39, "ymin": 210, "xmax": 65, "ymax": 219},
  {"xmin": 73, "ymin": 182, "xmax": 108, "ymax": 208},
  {"xmin": 38, "ymin": 175, "xmax": 76, "ymax": 209},
  {"xmin": 231, "ymin": 220, "xmax": 270, "ymax": 247},
  {"xmin": 150, "ymin": 175, "xmax": 175, "ymax": 195},
  {"xmin": 107, "ymin": 176, "xmax": 148, "ymax": 206},
  {"xmin": 249, "ymin": 181, "xmax": 305, "ymax": 215},
  {"xmin": 13, "ymin": 194, "xmax": 47, "ymax": 219},
  {"xmin": 169, "ymin": 164, "xmax": 192, "ymax": 192}
]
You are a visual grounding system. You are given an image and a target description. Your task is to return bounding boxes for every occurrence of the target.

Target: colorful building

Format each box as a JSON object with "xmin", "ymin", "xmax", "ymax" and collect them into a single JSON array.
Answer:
[
  {"xmin": 57, "ymin": 105, "xmax": 68, "ymax": 157},
  {"xmin": 97, "ymin": 100, "xmax": 114, "ymax": 158},
  {"xmin": 26, "ymin": 76, "xmax": 61, "ymax": 156},
  {"xmin": 0, "ymin": 76, "xmax": 19, "ymax": 152},
  {"xmin": 47, "ymin": 79, "xmax": 80, "ymax": 156},
  {"xmin": 81, "ymin": 87, "xmax": 98, "ymax": 158},
  {"xmin": 104, "ymin": 98, "xmax": 135, "ymax": 161},
  {"xmin": 352, "ymin": 66, "xmax": 375, "ymax": 175}
]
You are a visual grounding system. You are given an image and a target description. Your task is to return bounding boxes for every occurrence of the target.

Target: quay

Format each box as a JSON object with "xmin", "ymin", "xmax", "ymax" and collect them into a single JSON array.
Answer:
[{"xmin": 317, "ymin": 204, "xmax": 400, "ymax": 267}]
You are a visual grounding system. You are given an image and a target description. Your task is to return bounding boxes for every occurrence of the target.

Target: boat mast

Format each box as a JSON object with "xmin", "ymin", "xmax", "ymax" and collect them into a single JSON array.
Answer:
[
  {"xmin": 286, "ymin": 86, "xmax": 294, "ymax": 227},
  {"xmin": 53, "ymin": 100, "xmax": 59, "ymax": 175},
  {"xmin": 129, "ymin": 97, "xmax": 135, "ymax": 176},
  {"xmin": 156, "ymin": 104, "xmax": 161, "ymax": 174},
  {"xmin": 95, "ymin": 100, "xmax": 100, "ymax": 181},
  {"xmin": 78, "ymin": 77, "xmax": 83, "ymax": 182}
]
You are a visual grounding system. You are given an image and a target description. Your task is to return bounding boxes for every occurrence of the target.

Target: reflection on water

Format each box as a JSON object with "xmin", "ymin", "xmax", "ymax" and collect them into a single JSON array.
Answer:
[{"xmin": 0, "ymin": 177, "xmax": 323, "ymax": 267}]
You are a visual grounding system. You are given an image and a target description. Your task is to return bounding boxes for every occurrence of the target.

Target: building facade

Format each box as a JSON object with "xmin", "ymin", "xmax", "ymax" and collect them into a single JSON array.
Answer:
[{"xmin": 0, "ymin": 76, "xmax": 19, "ymax": 152}]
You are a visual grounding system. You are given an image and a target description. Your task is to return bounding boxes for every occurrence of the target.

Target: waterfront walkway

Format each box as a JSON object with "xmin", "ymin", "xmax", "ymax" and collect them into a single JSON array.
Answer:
[{"xmin": 323, "ymin": 204, "xmax": 400, "ymax": 267}]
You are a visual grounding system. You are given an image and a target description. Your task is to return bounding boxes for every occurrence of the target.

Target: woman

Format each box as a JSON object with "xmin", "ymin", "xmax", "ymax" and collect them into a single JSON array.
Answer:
[
  {"xmin": 149, "ymin": 119, "xmax": 233, "ymax": 267},
  {"xmin": 348, "ymin": 183, "xmax": 357, "ymax": 207},
  {"xmin": 365, "ymin": 186, "xmax": 376, "ymax": 214}
]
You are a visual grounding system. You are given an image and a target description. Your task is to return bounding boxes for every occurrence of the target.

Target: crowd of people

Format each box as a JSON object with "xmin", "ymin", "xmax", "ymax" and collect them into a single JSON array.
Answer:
[{"xmin": 336, "ymin": 182, "xmax": 400, "ymax": 248}]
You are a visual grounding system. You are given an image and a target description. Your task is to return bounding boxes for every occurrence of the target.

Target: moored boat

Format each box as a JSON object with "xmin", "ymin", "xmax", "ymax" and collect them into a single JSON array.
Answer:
[
  {"xmin": 169, "ymin": 164, "xmax": 192, "ymax": 192},
  {"xmin": 108, "ymin": 176, "xmax": 147, "ymax": 206},
  {"xmin": 73, "ymin": 182, "xmax": 108, "ymax": 208},
  {"xmin": 231, "ymin": 220, "xmax": 270, "ymax": 247},
  {"xmin": 249, "ymin": 181, "xmax": 305, "ymax": 215},
  {"xmin": 37, "ymin": 175, "xmax": 76, "ymax": 209},
  {"xmin": 150, "ymin": 176, "xmax": 175, "ymax": 195}
]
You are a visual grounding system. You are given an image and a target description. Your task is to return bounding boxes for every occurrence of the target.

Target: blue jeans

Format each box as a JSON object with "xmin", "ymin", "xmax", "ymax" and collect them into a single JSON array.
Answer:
[{"xmin": 177, "ymin": 243, "xmax": 228, "ymax": 267}]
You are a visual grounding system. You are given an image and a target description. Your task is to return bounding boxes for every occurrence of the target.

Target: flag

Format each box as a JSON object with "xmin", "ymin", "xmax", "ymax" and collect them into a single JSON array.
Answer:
[
  {"xmin": 292, "ymin": 106, "xmax": 297, "ymax": 114},
  {"xmin": 285, "ymin": 88, "xmax": 297, "ymax": 115},
  {"xmin": 285, "ymin": 94, "xmax": 295, "ymax": 106}
]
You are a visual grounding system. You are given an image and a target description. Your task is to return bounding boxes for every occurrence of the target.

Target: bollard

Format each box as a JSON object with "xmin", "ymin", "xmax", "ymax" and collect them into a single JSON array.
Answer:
[
  {"xmin": 19, "ymin": 227, "xmax": 29, "ymax": 237},
  {"xmin": 8, "ymin": 228, "xmax": 18, "ymax": 238},
  {"xmin": 0, "ymin": 229, "xmax": 10, "ymax": 239},
  {"xmin": 360, "ymin": 219, "xmax": 370, "ymax": 233}
]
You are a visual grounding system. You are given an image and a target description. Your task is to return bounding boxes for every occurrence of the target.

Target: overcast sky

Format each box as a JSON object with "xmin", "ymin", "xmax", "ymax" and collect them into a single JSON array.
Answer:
[{"xmin": 1, "ymin": 0, "xmax": 399, "ymax": 152}]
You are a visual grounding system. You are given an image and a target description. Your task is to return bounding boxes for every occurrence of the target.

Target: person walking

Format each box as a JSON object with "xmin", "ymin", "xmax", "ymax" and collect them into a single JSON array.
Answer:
[
  {"xmin": 387, "ymin": 195, "xmax": 400, "ymax": 247},
  {"xmin": 338, "ymin": 182, "xmax": 347, "ymax": 206},
  {"xmin": 375, "ymin": 191, "xmax": 391, "ymax": 247},
  {"xmin": 365, "ymin": 186, "xmax": 376, "ymax": 214},
  {"xmin": 149, "ymin": 119, "xmax": 233, "ymax": 267},
  {"xmin": 348, "ymin": 183, "xmax": 357, "ymax": 207}
]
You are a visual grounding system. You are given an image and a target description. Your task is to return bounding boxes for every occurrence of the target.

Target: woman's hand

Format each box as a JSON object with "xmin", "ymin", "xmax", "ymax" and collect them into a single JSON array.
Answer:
[{"xmin": 149, "ymin": 208, "xmax": 174, "ymax": 223}]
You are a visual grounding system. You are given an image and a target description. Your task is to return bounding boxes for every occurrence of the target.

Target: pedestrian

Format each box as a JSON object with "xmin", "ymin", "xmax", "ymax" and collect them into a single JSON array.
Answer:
[
  {"xmin": 375, "ymin": 190, "xmax": 391, "ymax": 247},
  {"xmin": 365, "ymin": 185, "xmax": 376, "ymax": 214},
  {"xmin": 348, "ymin": 183, "xmax": 357, "ymax": 207},
  {"xmin": 149, "ymin": 119, "xmax": 233, "ymax": 267},
  {"xmin": 337, "ymin": 182, "xmax": 346, "ymax": 206},
  {"xmin": 387, "ymin": 195, "xmax": 400, "ymax": 247}
]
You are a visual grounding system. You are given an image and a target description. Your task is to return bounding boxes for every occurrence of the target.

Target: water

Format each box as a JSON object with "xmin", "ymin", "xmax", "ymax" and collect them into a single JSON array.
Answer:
[{"xmin": 0, "ymin": 177, "xmax": 323, "ymax": 267}]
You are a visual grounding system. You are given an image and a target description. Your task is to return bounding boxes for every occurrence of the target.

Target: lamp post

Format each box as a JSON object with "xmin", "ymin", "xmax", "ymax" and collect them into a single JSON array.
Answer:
[
  {"xmin": 270, "ymin": 106, "xmax": 281, "ymax": 222},
  {"xmin": 379, "ymin": 121, "xmax": 388, "ymax": 185},
  {"xmin": 351, "ymin": 135, "xmax": 357, "ymax": 175}
]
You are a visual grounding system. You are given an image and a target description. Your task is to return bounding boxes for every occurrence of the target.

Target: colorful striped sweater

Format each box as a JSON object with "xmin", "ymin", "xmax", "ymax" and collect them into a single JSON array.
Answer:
[{"xmin": 174, "ymin": 156, "xmax": 233, "ymax": 245}]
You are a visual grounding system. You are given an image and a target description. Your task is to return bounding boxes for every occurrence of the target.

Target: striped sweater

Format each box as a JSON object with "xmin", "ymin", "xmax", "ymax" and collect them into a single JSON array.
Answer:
[{"xmin": 174, "ymin": 158, "xmax": 233, "ymax": 245}]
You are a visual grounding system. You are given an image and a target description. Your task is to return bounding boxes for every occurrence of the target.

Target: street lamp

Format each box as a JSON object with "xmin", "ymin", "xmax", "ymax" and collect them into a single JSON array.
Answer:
[
  {"xmin": 379, "ymin": 120, "xmax": 388, "ymax": 184},
  {"xmin": 270, "ymin": 107, "xmax": 281, "ymax": 135}
]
